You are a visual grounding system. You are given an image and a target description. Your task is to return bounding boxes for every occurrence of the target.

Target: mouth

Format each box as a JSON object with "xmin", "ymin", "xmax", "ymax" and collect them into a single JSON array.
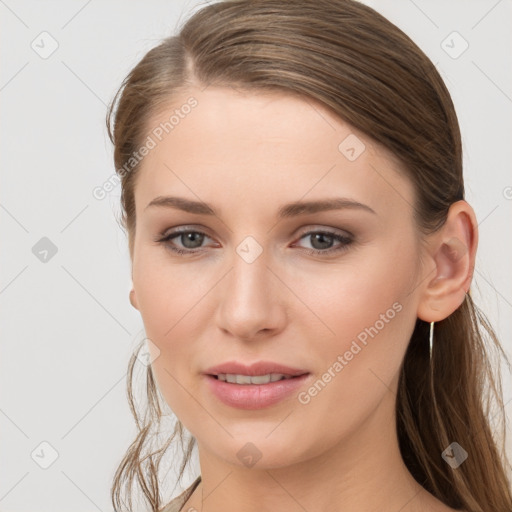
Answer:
[
  {"xmin": 204, "ymin": 360, "xmax": 309, "ymax": 379},
  {"xmin": 209, "ymin": 373, "xmax": 304, "ymax": 384},
  {"xmin": 203, "ymin": 361, "xmax": 311, "ymax": 409}
]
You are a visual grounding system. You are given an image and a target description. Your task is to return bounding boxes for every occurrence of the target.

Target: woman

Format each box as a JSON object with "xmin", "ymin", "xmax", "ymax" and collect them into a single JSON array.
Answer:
[{"xmin": 106, "ymin": 1, "xmax": 512, "ymax": 511}]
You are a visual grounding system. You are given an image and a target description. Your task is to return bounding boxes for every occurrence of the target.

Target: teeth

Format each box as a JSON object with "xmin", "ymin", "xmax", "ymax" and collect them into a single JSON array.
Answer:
[
  {"xmin": 236, "ymin": 374, "xmax": 253, "ymax": 384},
  {"xmin": 216, "ymin": 373, "xmax": 292, "ymax": 384}
]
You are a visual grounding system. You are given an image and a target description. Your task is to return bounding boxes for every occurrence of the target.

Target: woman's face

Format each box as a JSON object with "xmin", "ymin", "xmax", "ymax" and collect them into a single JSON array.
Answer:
[{"xmin": 131, "ymin": 86, "xmax": 427, "ymax": 469}]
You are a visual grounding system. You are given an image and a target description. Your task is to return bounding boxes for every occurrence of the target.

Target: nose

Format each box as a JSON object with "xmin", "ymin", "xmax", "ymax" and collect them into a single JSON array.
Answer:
[{"xmin": 215, "ymin": 242, "xmax": 287, "ymax": 341}]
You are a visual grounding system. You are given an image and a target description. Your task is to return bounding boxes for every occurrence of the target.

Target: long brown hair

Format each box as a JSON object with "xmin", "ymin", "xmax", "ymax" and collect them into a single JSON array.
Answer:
[{"xmin": 106, "ymin": 1, "xmax": 512, "ymax": 510}]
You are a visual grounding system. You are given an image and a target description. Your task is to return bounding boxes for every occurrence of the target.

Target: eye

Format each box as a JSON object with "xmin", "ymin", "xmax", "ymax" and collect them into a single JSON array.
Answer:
[
  {"xmin": 293, "ymin": 229, "xmax": 353, "ymax": 255},
  {"xmin": 154, "ymin": 227, "xmax": 353, "ymax": 256},
  {"xmin": 155, "ymin": 228, "xmax": 213, "ymax": 255}
]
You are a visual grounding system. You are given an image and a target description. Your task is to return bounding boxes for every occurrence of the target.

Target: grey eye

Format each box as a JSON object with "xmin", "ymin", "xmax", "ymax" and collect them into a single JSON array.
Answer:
[{"xmin": 177, "ymin": 232, "xmax": 206, "ymax": 249}]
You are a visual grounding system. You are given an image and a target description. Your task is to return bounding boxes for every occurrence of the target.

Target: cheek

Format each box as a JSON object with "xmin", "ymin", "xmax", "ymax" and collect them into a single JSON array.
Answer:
[
  {"xmin": 292, "ymin": 242, "xmax": 418, "ymax": 399},
  {"xmin": 292, "ymin": 297, "xmax": 415, "ymax": 457},
  {"xmin": 293, "ymin": 244, "xmax": 417, "ymax": 348},
  {"xmin": 132, "ymin": 252, "xmax": 216, "ymax": 423},
  {"xmin": 133, "ymin": 246, "xmax": 202, "ymax": 337}
]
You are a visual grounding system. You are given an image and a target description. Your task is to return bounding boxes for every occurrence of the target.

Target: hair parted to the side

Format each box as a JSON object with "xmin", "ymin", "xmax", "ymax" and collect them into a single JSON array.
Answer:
[{"xmin": 106, "ymin": 1, "xmax": 512, "ymax": 511}]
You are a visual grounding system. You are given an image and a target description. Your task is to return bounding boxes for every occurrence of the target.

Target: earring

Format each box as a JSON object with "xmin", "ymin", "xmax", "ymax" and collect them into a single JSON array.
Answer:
[{"xmin": 429, "ymin": 321, "xmax": 434, "ymax": 359}]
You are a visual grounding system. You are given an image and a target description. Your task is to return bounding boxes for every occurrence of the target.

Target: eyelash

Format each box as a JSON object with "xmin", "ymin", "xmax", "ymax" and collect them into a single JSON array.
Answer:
[{"xmin": 154, "ymin": 227, "xmax": 353, "ymax": 256}]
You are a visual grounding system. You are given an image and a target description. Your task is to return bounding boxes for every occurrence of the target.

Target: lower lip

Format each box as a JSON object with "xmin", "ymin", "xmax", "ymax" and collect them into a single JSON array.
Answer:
[{"xmin": 204, "ymin": 374, "xmax": 310, "ymax": 410}]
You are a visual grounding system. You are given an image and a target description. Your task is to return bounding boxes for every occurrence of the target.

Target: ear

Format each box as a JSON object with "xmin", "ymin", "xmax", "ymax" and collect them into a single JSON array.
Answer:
[
  {"xmin": 129, "ymin": 288, "xmax": 139, "ymax": 310},
  {"xmin": 416, "ymin": 200, "xmax": 478, "ymax": 322}
]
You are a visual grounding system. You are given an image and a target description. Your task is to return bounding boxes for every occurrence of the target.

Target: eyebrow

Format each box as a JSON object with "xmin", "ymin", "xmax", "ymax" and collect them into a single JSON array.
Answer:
[{"xmin": 144, "ymin": 195, "xmax": 376, "ymax": 217}]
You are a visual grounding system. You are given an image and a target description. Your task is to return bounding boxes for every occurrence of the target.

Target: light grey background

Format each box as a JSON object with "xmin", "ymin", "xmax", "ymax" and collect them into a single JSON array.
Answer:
[{"xmin": 1, "ymin": 1, "xmax": 511, "ymax": 510}]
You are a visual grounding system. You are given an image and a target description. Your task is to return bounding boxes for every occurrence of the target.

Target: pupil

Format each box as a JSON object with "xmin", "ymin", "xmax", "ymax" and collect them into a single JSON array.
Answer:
[
  {"xmin": 311, "ymin": 233, "xmax": 332, "ymax": 250},
  {"xmin": 183, "ymin": 232, "xmax": 204, "ymax": 248}
]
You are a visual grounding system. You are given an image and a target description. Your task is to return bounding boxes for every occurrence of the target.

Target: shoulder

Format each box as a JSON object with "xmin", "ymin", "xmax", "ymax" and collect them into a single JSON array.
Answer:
[
  {"xmin": 158, "ymin": 476, "xmax": 201, "ymax": 512},
  {"xmin": 158, "ymin": 495, "xmax": 181, "ymax": 512}
]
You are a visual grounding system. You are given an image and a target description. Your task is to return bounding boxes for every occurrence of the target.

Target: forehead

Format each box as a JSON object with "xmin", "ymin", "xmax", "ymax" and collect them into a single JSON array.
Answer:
[{"xmin": 134, "ymin": 86, "xmax": 415, "ymax": 222}]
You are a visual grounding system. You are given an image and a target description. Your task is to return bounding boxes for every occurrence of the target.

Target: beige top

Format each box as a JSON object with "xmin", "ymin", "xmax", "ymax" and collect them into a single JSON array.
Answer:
[{"xmin": 159, "ymin": 476, "xmax": 202, "ymax": 512}]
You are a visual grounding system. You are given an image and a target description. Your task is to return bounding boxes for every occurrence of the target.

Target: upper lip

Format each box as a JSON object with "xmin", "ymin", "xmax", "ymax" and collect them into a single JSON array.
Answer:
[{"xmin": 204, "ymin": 361, "xmax": 309, "ymax": 377}]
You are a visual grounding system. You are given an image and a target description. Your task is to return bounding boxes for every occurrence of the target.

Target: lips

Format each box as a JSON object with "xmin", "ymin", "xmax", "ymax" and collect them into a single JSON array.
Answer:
[
  {"xmin": 203, "ymin": 360, "xmax": 311, "ymax": 409},
  {"xmin": 204, "ymin": 360, "xmax": 309, "ymax": 378}
]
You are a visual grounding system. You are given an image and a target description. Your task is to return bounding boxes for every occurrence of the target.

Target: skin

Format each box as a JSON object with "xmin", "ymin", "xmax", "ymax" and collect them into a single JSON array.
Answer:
[{"xmin": 129, "ymin": 86, "xmax": 477, "ymax": 512}]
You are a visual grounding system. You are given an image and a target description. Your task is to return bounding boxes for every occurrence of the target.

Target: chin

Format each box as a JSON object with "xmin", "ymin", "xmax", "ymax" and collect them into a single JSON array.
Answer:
[{"xmin": 200, "ymin": 430, "xmax": 315, "ymax": 470}]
